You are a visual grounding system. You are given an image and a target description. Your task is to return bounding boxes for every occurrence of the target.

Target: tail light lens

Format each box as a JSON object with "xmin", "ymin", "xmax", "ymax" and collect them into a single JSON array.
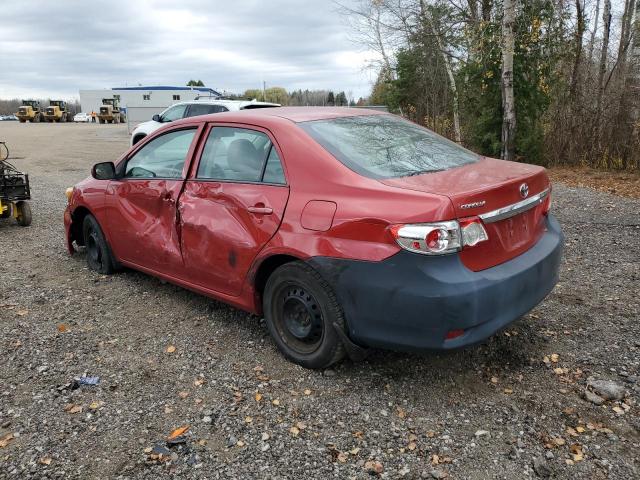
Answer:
[
  {"xmin": 460, "ymin": 217, "xmax": 489, "ymax": 246},
  {"xmin": 390, "ymin": 218, "xmax": 488, "ymax": 256}
]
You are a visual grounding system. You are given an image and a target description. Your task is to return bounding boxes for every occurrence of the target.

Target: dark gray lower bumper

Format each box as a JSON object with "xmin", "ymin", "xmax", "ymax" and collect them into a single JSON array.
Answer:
[{"xmin": 309, "ymin": 215, "xmax": 563, "ymax": 352}]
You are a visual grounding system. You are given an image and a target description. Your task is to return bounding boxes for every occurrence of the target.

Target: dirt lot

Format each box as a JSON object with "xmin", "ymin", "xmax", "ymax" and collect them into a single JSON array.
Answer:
[{"xmin": 0, "ymin": 122, "xmax": 638, "ymax": 479}]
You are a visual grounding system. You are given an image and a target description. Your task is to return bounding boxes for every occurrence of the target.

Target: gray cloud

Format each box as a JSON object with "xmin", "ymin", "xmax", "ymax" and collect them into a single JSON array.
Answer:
[{"xmin": 0, "ymin": 0, "xmax": 377, "ymax": 99}]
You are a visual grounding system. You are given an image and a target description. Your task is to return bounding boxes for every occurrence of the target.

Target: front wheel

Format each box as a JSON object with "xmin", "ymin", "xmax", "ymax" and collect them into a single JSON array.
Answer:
[
  {"xmin": 264, "ymin": 262, "xmax": 346, "ymax": 369},
  {"xmin": 82, "ymin": 214, "xmax": 116, "ymax": 274}
]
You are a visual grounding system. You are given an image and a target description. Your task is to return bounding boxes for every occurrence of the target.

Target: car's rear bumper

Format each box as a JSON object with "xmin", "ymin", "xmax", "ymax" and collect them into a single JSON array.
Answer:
[{"xmin": 309, "ymin": 214, "xmax": 563, "ymax": 352}]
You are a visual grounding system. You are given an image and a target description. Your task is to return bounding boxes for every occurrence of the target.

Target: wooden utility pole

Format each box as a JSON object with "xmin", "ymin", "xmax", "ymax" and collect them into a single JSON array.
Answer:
[{"xmin": 501, "ymin": 0, "xmax": 517, "ymax": 161}]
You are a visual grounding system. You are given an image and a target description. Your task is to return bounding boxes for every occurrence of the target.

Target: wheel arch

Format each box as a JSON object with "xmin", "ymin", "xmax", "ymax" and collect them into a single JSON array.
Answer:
[
  {"xmin": 252, "ymin": 254, "xmax": 302, "ymax": 303},
  {"xmin": 70, "ymin": 205, "xmax": 93, "ymax": 246}
]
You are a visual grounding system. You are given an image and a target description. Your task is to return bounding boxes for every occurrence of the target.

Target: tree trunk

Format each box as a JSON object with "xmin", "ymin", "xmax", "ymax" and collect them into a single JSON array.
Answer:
[
  {"xmin": 613, "ymin": 0, "xmax": 637, "ymax": 79},
  {"xmin": 501, "ymin": 0, "xmax": 517, "ymax": 161},
  {"xmin": 588, "ymin": 0, "xmax": 601, "ymax": 60},
  {"xmin": 482, "ymin": 0, "xmax": 492, "ymax": 22},
  {"xmin": 596, "ymin": 0, "xmax": 612, "ymax": 116},
  {"xmin": 374, "ymin": 7, "xmax": 393, "ymax": 75},
  {"xmin": 570, "ymin": 0, "xmax": 585, "ymax": 99},
  {"xmin": 621, "ymin": 0, "xmax": 640, "ymax": 167}
]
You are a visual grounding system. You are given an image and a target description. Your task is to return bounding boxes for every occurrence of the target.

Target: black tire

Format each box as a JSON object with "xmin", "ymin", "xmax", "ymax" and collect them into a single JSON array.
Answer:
[
  {"xmin": 82, "ymin": 214, "xmax": 116, "ymax": 274},
  {"xmin": 15, "ymin": 201, "xmax": 32, "ymax": 226},
  {"xmin": 264, "ymin": 261, "xmax": 346, "ymax": 369}
]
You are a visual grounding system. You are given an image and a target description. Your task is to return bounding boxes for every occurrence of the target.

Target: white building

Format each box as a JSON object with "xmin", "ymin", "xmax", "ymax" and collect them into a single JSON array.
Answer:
[{"xmin": 79, "ymin": 85, "xmax": 221, "ymax": 124}]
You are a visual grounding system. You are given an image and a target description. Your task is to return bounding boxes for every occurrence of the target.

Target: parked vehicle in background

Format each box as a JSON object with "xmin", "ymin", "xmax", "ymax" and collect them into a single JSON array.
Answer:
[
  {"xmin": 98, "ymin": 98, "xmax": 125, "ymax": 124},
  {"xmin": 0, "ymin": 115, "xmax": 18, "ymax": 121},
  {"xmin": 44, "ymin": 100, "xmax": 72, "ymax": 123},
  {"xmin": 129, "ymin": 98, "xmax": 279, "ymax": 146},
  {"xmin": 65, "ymin": 107, "xmax": 562, "ymax": 369},
  {"xmin": 15, "ymin": 100, "xmax": 44, "ymax": 123},
  {"xmin": 73, "ymin": 112, "xmax": 91, "ymax": 123}
]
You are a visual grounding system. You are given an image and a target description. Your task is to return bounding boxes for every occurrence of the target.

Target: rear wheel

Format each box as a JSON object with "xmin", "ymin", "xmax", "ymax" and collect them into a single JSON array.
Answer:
[
  {"xmin": 82, "ymin": 214, "xmax": 116, "ymax": 274},
  {"xmin": 264, "ymin": 262, "xmax": 346, "ymax": 369},
  {"xmin": 15, "ymin": 201, "xmax": 32, "ymax": 226}
]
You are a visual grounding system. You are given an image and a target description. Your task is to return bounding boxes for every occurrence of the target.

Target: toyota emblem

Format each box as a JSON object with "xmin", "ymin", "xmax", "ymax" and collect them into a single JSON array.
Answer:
[{"xmin": 519, "ymin": 183, "xmax": 529, "ymax": 198}]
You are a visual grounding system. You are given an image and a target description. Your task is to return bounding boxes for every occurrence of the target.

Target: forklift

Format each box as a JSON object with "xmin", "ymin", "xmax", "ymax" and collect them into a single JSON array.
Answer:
[{"xmin": 0, "ymin": 141, "xmax": 32, "ymax": 227}]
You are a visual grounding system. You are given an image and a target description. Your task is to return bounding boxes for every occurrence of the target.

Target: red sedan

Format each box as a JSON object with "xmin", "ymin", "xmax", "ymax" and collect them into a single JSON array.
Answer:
[{"xmin": 64, "ymin": 108, "xmax": 563, "ymax": 368}]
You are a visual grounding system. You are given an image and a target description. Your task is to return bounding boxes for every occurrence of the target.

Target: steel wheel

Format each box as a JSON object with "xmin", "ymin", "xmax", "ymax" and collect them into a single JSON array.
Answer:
[
  {"xmin": 82, "ymin": 214, "xmax": 116, "ymax": 274},
  {"xmin": 277, "ymin": 284, "xmax": 324, "ymax": 354},
  {"xmin": 264, "ymin": 261, "xmax": 346, "ymax": 369}
]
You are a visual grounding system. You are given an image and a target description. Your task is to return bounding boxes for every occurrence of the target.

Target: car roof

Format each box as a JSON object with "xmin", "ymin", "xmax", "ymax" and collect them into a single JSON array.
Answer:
[
  {"xmin": 172, "ymin": 106, "xmax": 387, "ymax": 125},
  {"xmin": 169, "ymin": 99, "xmax": 280, "ymax": 108}
]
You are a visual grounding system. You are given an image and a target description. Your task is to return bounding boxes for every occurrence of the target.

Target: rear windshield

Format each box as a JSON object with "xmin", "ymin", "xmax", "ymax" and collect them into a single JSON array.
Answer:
[{"xmin": 299, "ymin": 114, "xmax": 479, "ymax": 179}]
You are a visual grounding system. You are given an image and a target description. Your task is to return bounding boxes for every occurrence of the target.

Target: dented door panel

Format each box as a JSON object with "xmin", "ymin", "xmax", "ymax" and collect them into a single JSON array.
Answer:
[
  {"xmin": 105, "ymin": 179, "xmax": 184, "ymax": 273},
  {"xmin": 179, "ymin": 181, "xmax": 289, "ymax": 296}
]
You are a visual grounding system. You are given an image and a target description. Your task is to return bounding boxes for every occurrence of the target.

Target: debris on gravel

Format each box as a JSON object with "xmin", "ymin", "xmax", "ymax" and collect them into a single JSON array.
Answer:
[
  {"xmin": 0, "ymin": 124, "xmax": 639, "ymax": 479},
  {"xmin": 587, "ymin": 379, "xmax": 626, "ymax": 401}
]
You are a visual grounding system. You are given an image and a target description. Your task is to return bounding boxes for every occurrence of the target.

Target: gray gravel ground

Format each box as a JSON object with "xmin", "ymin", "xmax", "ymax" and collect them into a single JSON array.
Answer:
[{"xmin": 0, "ymin": 123, "xmax": 638, "ymax": 479}]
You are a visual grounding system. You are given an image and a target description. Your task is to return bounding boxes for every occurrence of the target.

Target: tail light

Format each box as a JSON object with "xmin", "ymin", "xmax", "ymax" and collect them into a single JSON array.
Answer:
[
  {"xmin": 389, "ymin": 217, "xmax": 488, "ymax": 256},
  {"xmin": 460, "ymin": 217, "xmax": 489, "ymax": 246}
]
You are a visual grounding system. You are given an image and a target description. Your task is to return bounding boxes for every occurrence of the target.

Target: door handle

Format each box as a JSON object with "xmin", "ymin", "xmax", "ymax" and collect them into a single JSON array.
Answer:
[{"xmin": 247, "ymin": 205, "xmax": 273, "ymax": 215}]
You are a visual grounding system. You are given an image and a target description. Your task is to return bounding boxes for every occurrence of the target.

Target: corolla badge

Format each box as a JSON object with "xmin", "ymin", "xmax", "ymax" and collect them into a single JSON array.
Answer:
[
  {"xmin": 519, "ymin": 183, "xmax": 529, "ymax": 199},
  {"xmin": 460, "ymin": 200, "xmax": 486, "ymax": 209}
]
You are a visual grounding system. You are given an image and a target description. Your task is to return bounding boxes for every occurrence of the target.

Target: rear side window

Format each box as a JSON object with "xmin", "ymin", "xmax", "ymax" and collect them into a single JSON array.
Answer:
[
  {"xmin": 185, "ymin": 104, "xmax": 228, "ymax": 118},
  {"xmin": 197, "ymin": 127, "xmax": 286, "ymax": 184},
  {"xmin": 125, "ymin": 129, "xmax": 195, "ymax": 179},
  {"xmin": 299, "ymin": 114, "xmax": 479, "ymax": 179}
]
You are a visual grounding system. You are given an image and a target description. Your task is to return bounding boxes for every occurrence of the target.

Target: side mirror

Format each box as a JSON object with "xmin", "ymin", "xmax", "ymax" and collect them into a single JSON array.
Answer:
[
  {"xmin": 91, "ymin": 161, "xmax": 116, "ymax": 180},
  {"xmin": 152, "ymin": 114, "xmax": 161, "ymax": 122}
]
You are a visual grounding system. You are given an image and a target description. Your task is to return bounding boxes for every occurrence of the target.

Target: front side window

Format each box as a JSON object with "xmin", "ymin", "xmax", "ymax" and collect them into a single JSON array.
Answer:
[
  {"xmin": 125, "ymin": 129, "xmax": 195, "ymax": 179},
  {"xmin": 185, "ymin": 104, "xmax": 228, "ymax": 118},
  {"xmin": 173, "ymin": 95, "xmax": 181, "ymax": 101},
  {"xmin": 197, "ymin": 127, "xmax": 285, "ymax": 184},
  {"xmin": 143, "ymin": 94, "xmax": 150, "ymax": 101},
  {"xmin": 299, "ymin": 114, "xmax": 480, "ymax": 179},
  {"xmin": 160, "ymin": 104, "xmax": 187, "ymax": 123}
]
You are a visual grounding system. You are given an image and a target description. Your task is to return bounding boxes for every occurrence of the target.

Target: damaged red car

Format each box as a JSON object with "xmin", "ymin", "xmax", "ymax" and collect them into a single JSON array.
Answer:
[{"xmin": 64, "ymin": 107, "xmax": 563, "ymax": 368}]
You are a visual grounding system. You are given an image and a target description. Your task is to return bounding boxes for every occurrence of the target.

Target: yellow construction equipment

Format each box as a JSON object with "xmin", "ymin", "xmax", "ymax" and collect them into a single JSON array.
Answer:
[
  {"xmin": 15, "ymin": 100, "xmax": 45, "ymax": 123},
  {"xmin": 44, "ymin": 100, "xmax": 72, "ymax": 123},
  {"xmin": 98, "ymin": 98, "xmax": 125, "ymax": 124}
]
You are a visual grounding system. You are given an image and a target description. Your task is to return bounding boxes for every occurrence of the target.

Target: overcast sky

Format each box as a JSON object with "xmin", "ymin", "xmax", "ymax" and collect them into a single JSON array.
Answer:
[{"xmin": 0, "ymin": 0, "xmax": 378, "ymax": 100}]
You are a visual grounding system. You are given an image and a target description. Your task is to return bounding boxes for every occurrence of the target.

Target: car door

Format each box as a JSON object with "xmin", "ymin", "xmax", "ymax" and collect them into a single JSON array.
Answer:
[
  {"xmin": 104, "ymin": 126, "xmax": 201, "ymax": 275},
  {"xmin": 178, "ymin": 124, "xmax": 289, "ymax": 296}
]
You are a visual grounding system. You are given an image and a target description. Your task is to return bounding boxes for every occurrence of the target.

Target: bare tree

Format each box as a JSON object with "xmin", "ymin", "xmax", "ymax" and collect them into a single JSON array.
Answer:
[
  {"xmin": 595, "ymin": 0, "xmax": 612, "ymax": 116},
  {"xmin": 501, "ymin": 0, "xmax": 517, "ymax": 161}
]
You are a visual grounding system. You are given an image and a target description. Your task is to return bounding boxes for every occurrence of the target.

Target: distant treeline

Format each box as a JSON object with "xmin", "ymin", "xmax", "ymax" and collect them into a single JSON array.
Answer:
[
  {"xmin": 0, "ymin": 98, "xmax": 81, "ymax": 116},
  {"xmin": 233, "ymin": 88, "xmax": 369, "ymax": 107}
]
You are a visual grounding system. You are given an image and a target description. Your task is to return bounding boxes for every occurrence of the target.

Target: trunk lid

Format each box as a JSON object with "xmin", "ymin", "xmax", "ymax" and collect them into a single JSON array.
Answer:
[{"xmin": 381, "ymin": 157, "xmax": 551, "ymax": 271}]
